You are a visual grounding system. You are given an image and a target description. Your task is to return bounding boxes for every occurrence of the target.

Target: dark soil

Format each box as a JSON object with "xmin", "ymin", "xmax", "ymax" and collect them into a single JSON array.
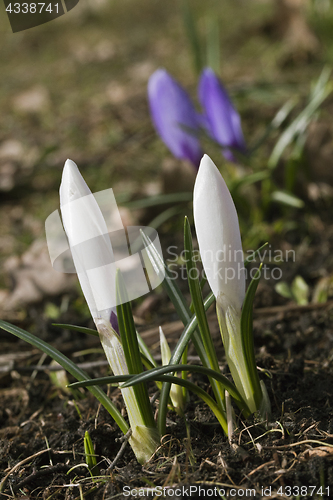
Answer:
[{"xmin": 1, "ymin": 299, "xmax": 333, "ymax": 500}]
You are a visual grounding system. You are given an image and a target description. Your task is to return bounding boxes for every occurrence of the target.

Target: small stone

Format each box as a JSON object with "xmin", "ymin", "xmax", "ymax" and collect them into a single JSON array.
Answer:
[
  {"xmin": 0, "ymin": 140, "xmax": 24, "ymax": 161},
  {"xmin": 13, "ymin": 86, "xmax": 50, "ymax": 114}
]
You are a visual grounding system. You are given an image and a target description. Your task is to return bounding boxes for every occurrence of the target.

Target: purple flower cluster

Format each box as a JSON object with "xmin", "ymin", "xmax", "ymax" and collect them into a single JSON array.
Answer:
[{"xmin": 148, "ymin": 68, "xmax": 246, "ymax": 168}]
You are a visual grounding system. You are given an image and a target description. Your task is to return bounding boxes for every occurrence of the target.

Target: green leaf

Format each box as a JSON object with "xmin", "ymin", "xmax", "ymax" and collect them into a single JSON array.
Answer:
[
  {"xmin": 137, "ymin": 332, "xmax": 157, "ymax": 369},
  {"xmin": 141, "ymin": 229, "xmax": 223, "ymax": 433},
  {"xmin": 184, "ymin": 217, "xmax": 214, "ymax": 365},
  {"xmin": 148, "ymin": 206, "xmax": 185, "ymax": 230},
  {"xmin": 181, "ymin": 0, "xmax": 203, "ymax": 75},
  {"xmin": 122, "ymin": 364, "xmax": 249, "ymax": 415},
  {"xmin": 170, "ymin": 293, "xmax": 216, "ymax": 366},
  {"xmin": 184, "ymin": 217, "xmax": 225, "ymax": 409},
  {"xmin": 206, "ymin": 13, "xmax": 220, "ymax": 74},
  {"xmin": 271, "ymin": 190, "xmax": 304, "ymax": 208},
  {"xmin": 199, "ymin": 275, "xmax": 208, "ymax": 292},
  {"xmin": 141, "ymin": 230, "xmax": 193, "ymax": 326},
  {"xmin": 240, "ymin": 264, "xmax": 263, "ymax": 410},
  {"xmin": 69, "ymin": 374, "xmax": 130, "ymax": 386},
  {"xmin": 230, "ymin": 171, "xmax": 270, "ymax": 193},
  {"xmin": 158, "ymin": 291, "xmax": 217, "ymax": 434},
  {"xmin": 84, "ymin": 431, "xmax": 99, "ymax": 477},
  {"xmin": 268, "ymin": 68, "xmax": 332, "ymax": 169},
  {"xmin": 53, "ymin": 323, "xmax": 156, "ymax": 371},
  {"xmin": 141, "ymin": 229, "xmax": 212, "ymax": 365},
  {"xmin": 116, "ymin": 270, "xmax": 155, "ymax": 429},
  {"xmin": 53, "ymin": 324, "xmax": 99, "ymax": 337},
  {"xmin": 312, "ymin": 275, "xmax": 333, "ymax": 304},
  {"xmin": 244, "ymin": 242, "xmax": 268, "ymax": 267},
  {"xmin": 70, "ymin": 373, "xmax": 236, "ymax": 436},
  {"xmin": 249, "ymin": 98, "xmax": 298, "ymax": 154},
  {"xmin": 123, "ymin": 192, "xmax": 192, "ymax": 210},
  {"xmin": 271, "ymin": 98, "xmax": 298, "ymax": 129},
  {"xmin": 275, "ymin": 282, "xmax": 293, "ymax": 299},
  {"xmin": 163, "ymin": 375, "xmax": 228, "ymax": 433},
  {"xmin": 291, "ymin": 276, "xmax": 309, "ymax": 306},
  {"xmin": 0, "ymin": 320, "xmax": 128, "ymax": 434},
  {"xmin": 69, "ymin": 366, "xmax": 241, "ymax": 404}
]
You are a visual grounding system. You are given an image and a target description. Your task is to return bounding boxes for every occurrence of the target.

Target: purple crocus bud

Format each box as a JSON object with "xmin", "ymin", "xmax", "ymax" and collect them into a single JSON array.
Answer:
[
  {"xmin": 199, "ymin": 68, "xmax": 246, "ymax": 162},
  {"xmin": 110, "ymin": 309, "xmax": 119, "ymax": 335},
  {"xmin": 148, "ymin": 69, "xmax": 202, "ymax": 168}
]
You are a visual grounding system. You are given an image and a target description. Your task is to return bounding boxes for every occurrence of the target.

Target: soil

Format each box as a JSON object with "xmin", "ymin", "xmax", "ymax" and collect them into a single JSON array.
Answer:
[{"xmin": 1, "ymin": 292, "xmax": 333, "ymax": 500}]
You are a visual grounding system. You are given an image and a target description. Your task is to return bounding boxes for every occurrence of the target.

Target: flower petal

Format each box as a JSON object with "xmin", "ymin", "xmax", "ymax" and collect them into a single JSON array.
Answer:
[
  {"xmin": 148, "ymin": 69, "xmax": 202, "ymax": 167},
  {"xmin": 198, "ymin": 68, "xmax": 246, "ymax": 161},
  {"xmin": 193, "ymin": 155, "xmax": 245, "ymax": 311},
  {"xmin": 60, "ymin": 159, "xmax": 115, "ymax": 322}
]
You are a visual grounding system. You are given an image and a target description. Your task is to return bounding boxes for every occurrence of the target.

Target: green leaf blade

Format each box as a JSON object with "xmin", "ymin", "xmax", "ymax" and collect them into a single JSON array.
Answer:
[
  {"xmin": 0, "ymin": 320, "xmax": 128, "ymax": 434},
  {"xmin": 240, "ymin": 264, "xmax": 263, "ymax": 410},
  {"xmin": 116, "ymin": 270, "xmax": 155, "ymax": 429}
]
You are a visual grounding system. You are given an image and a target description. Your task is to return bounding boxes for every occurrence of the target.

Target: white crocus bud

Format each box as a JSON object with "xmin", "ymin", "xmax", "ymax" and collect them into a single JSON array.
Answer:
[
  {"xmin": 194, "ymin": 155, "xmax": 258, "ymax": 413},
  {"xmin": 60, "ymin": 159, "xmax": 116, "ymax": 324},
  {"xmin": 59, "ymin": 160, "xmax": 159, "ymax": 464},
  {"xmin": 159, "ymin": 327, "xmax": 184, "ymax": 413},
  {"xmin": 193, "ymin": 154, "xmax": 245, "ymax": 313}
]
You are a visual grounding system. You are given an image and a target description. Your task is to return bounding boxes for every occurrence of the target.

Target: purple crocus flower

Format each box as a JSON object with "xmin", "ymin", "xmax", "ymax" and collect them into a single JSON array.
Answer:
[
  {"xmin": 148, "ymin": 69, "xmax": 202, "ymax": 168},
  {"xmin": 110, "ymin": 309, "xmax": 119, "ymax": 335},
  {"xmin": 199, "ymin": 68, "xmax": 246, "ymax": 162}
]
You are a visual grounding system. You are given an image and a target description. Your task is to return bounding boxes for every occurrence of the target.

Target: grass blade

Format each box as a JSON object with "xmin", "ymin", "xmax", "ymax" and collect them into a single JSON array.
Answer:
[
  {"xmin": 206, "ymin": 13, "xmax": 220, "ymax": 74},
  {"xmin": 244, "ymin": 242, "xmax": 268, "ymax": 267},
  {"xmin": 137, "ymin": 332, "xmax": 157, "ymax": 369},
  {"xmin": 180, "ymin": 0, "xmax": 203, "ymax": 75},
  {"xmin": 240, "ymin": 264, "xmax": 263, "ymax": 410},
  {"xmin": 249, "ymin": 98, "xmax": 297, "ymax": 154},
  {"xmin": 271, "ymin": 190, "xmax": 304, "ymax": 208},
  {"xmin": 79, "ymin": 374, "xmax": 229, "ymax": 434},
  {"xmin": 183, "ymin": 217, "xmax": 219, "ymax": 370},
  {"xmin": 141, "ymin": 230, "xmax": 194, "ymax": 326},
  {"xmin": 68, "ymin": 364, "xmax": 249, "ymax": 415},
  {"xmin": 141, "ymin": 229, "xmax": 223, "ymax": 432},
  {"xmin": 158, "ymin": 291, "xmax": 216, "ymax": 434},
  {"xmin": 0, "ymin": 319, "xmax": 128, "ymax": 434},
  {"xmin": 148, "ymin": 205, "xmax": 185, "ymax": 230},
  {"xmin": 53, "ymin": 324, "xmax": 98, "ymax": 337},
  {"xmin": 84, "ymin": 431, "xmax": 99, "ymax": 478},
  {"xmin": 116, "ymin": 270, "xmax": 155, "ymax": 428},
  {"xmin": 123, "ymin": 364, "xmax": 249, "ymax": 414},
  {"xmin": 184, "ymin": 217, "xmax": 225, "ymax": 409},
  {"xmin": 123, "ymin": 192, "xmax": 192, "ymax": 210},
  {"xmin": 268, "ymin": 68, "xmax": 332, "ymax": 169}
]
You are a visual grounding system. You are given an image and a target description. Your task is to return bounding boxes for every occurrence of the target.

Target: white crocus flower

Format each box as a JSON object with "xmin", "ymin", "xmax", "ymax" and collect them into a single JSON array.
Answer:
[
  {"xmin": 159, "ymin": 326, "xmax": 184, "ymax": 413},
  {"xmin": 193, "ymin": 154, "xmax": 245, "ymax": 311},
  {"xmin": 194, "ymin": 155, "xmax": 258, "ymax": 413},
  {"xmin": 60, "ymin": 159, "xmax": 159, "ymax": 464}
]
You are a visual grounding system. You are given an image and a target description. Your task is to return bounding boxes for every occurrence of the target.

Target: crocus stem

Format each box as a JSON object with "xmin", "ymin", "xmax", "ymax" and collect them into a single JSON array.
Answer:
[
  {"xmin": 216, "ymin": 296, "xmax": 260, "ymax": 414},
  {"xmin": 97, "ymin": 318, "xmax": 160, "ymax": 465}
]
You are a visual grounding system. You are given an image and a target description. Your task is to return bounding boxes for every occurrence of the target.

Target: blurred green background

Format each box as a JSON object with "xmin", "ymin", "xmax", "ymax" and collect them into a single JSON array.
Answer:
[{"xmin": 0, "ymin": 0, "xmax": 333, "ymax": 321}]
